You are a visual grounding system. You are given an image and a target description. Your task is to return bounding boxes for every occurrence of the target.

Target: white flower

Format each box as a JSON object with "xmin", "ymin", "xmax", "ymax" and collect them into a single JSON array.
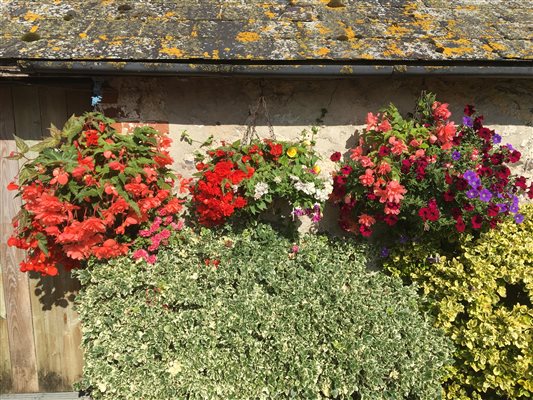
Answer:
[
  {"xmin": 273, "ymin": 176, "xmax": 282, "ymax": 184},
  {"xmin": 231, "ymin": 184, "xmax": 239, "ymax": 193},
  {"xmin": 253, "ymin": 182, "xmax": 269, "ymax": 200}
]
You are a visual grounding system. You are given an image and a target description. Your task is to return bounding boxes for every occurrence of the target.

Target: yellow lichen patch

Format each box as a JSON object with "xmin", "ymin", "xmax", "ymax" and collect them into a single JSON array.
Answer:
[
  {"xmin": 316, "ymin": 24, "xmax": 331, "ymax": 35},
  {"xmin": 383, "ymin": 42, "xmax": 405, "ymax": 57},
  {"xmin": 488, "ymin": 42, "xmax": 506, "ymax": 51},
  {"xmin": 164, "ymin": 11, "xmax": 175, "ymax": 17},
  {"xmin": 403, "ymin": 2, "xmax": 418, "ymax": 14},
  {"xmin": 248, "ymin": 18, "xmax": 256, "ymax": 24},
  {"xmin": 355, "ymin": 19, "xmax": 365, "ymax": 24},
  {"xmin": 212, "ymin": 50, "xmax": 220, "ymax": 59},
  {"xmin": 343, "ymin": 26, "xmax": 356, "ymax": 40},
  {"xmin": 79, "ymin": 32, "xmax": 88, "ymax": 39},
  {"xmin": 100, "ymin": 0, "xmax": 113, "ymax": 5},
  {"xmin": 93, "ymin": 39, "xmax": 100, "ymax": 44},
  {"xmin": 108, "ymin": 40, "xmax": 122, "ymax": 46},
  {"xmin": 191, "ymin": 29, "xmax": 198, "ymax": 37},
  {"xmin": 30, "ymin": 25, "xmax": 39, "ymax": 33},
  {"xmin": 437, "ymin": 38, "xmax": 474, "ymax": 57},
  {"xmin": 24, "ymin": 12, "xmax": 41, "ymax": 22},
  {"xmin": 165, "ymin": 35, "xmax": 173, "ymax": 41},
  {"xmin": 340, "ymin": 66, "xmax": 353, "ymax": 74},
  {"xmin": 51, "ymin": 46, "xmax": 61, "ymax": 51},
  {"xmin": 412, "ymin": 12, "xmax": 433, "ymax": 31},
  {"xmin": 261, "ymin": 25, "xmax": 273, "ymax": 32},
  {"xmin": 315, "ymin": 47, "xmax": 330, "ymax": 56},
  {"xmin": 457, "ymin": 5, "xmax": 477, "ymax": 10},
  {"xmin": 160, "ymin": 47, "xmax": 184, "ymax": 57},
  {"xmin": 203, "ymin": 51, "xmax": 210, "ymax": 58},
  {"xmin": 224, "ymin": 47, "xmax": 230, "ymax": 52},
  {"xmin": 386, "ymin": 25, "xmax": 411, "ymax": 37},
  {"xmin": 360, "ymin": 53, "xmax": 375, "ymax": 60},
  {"xmin": 319, "ymin": 0, "xmax": 329, "ymax": 3},
  {"xmin": 264, "ymin": 10, "xmax": 276, "ymax": 19},
  {"xmin": 236, "ymin": 31, "xmax": 260, "ymax": 43}
]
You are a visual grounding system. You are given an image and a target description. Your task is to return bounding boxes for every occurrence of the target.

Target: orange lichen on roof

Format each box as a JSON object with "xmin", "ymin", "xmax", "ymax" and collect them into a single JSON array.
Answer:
[
  {"xmin": 24, "ymin": 11, "xmax": 42, "ymax": 22},
  {"xmin": 236, "ymin": 32, "xmax": 260, "ymax": 43},
  {"xmin": 412, "ymin": 12, "xmax": 433, "ymax": 32},
  {"xmin": 30, "ymin": 26, "xmax": 39, "ymax": 33},
  {"xmin": 438, "ymin": 38, "xmax": 474, "ymax": 56},
  {"xmin": 383, "ymin": 43, "xmax": 405, "ymax": 57},
  {"xmin": 315, "ymin": 47, "xmax": 330, "ymax": 56},
  {"xmin": 99, "ymin": 35, "xmax": 108, "ymax": 41},
  {"xmin": 316, "ymin": 24, "xmax": 331, "ymax": 35},
  {"xmin": 160, "ymin": 47, "xmax": 184, "ymax": 57},
  {"xmin": 79, "ymin": 32, "xmax": 88, "ymax": 39},
  {"xmin": 164, "ymin": 11, "xmax": 175, "ymax": 17},
  {"xmin": 482, "ymin": 42, "xmax": 507, "ymax": 52},
  {"xmin": 386, "ymin": 25, "xmax": 411, "ymax": 37}
]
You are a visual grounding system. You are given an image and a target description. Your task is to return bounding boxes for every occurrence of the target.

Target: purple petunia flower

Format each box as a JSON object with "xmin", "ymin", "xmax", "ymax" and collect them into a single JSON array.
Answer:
[
  {"xmin": 292, "ymin": 207, "xmax": 305, "ymax": 217},
  {"xmin": 493, "ymin": 134, "xmax": 502, "ymax": 144},
  {"xmin": 452, "ymin": 151, "xmax": 461, "ymax": 161},
  {"xmin": 510, "ymin": 203, "xmax": 519, "ymax": 213},
  {"xmin": 463, "ymin": 170, "xmax": 476, "ymax": 180},
  {"xmin": 380, "ymin": 247, "xmax": 390, "ymax": 258},
  {"xmin": 479, "ymin": 189, "xmax": 493, "ymax": 202},
  {"xmin": 462, "ymin": 116, "xmax": 473, "ymax": 128},
  {"xmin": 466, "ymin": 188, "xmax": 479, "ymax": 199},
  {"xmin": 514, "ymin": 213, "xmax": 524, "ymax": 224},
  {"xmin": 506, "ymin": 143, "xmax": 515, "ymax": 151},
  {"xmin": 497, "ymin": 203, "xmax": 509, "ymax": 213}
]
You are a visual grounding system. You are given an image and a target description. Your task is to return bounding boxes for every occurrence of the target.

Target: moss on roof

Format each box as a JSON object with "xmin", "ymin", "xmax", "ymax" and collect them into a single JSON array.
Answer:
[{"xmin": 1, "ymin": 0, "xmax": 532, "ymax": 62}]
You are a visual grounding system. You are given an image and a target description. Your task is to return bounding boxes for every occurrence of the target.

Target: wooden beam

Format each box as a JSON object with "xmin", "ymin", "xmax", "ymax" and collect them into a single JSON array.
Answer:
[{"xmin": 0, "ymin": 86, "xmax": 40, "ymax": 392}]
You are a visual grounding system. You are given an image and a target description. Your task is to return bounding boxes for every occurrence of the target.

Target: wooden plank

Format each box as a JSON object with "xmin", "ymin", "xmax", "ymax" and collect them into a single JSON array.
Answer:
[
  {"xmin": 0, "ymin": 260, "xmax": 13, "ymax": 394},
  {"xmin": 38, "ymin": 87, "xmax": 68, "ymax": 137},
  {"xmin": 11, "ymin": 86, "xmax": 42, "ymax": 141},
  {"xmin": 29, "ymin": 90, "xmax": 84, "ymax": 391},
  {"xmin": 0, "ymin": 87, "xmax": 39, "ymax": 392},
  {"xmin": 65, "ymin": 89, "xmax": 91, "ymax": 117}
]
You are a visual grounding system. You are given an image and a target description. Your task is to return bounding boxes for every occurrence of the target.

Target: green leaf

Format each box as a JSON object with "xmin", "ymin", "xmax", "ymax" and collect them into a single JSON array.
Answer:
[
  {"xmin": 200, "ymin": 135, "xmax": 214, "ymax": 148},
  {"xmin": 180, "ymin": 130, "xmax": 193, "ymax": 145},
  {"xmin": 13, "ymin": 135, "xmax": 29, "ymax": 154}
]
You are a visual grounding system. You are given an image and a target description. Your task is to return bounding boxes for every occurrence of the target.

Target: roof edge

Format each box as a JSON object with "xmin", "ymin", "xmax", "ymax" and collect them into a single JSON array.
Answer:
[{"xmin": 3, "ymin": 60, "xmax": 533, "ymax": 78}]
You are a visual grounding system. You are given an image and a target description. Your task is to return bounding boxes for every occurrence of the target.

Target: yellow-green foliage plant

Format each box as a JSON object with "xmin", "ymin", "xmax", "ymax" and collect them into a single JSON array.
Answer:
[{"xmin": 384, "ymin": 204, "xmax": 533, "ymax": 400}]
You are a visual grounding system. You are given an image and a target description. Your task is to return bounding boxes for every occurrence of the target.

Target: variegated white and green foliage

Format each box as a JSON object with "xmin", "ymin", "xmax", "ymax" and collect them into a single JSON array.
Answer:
[{"xmin": 75, "ymin": 223, "xmax": 452, "ymax": 400}]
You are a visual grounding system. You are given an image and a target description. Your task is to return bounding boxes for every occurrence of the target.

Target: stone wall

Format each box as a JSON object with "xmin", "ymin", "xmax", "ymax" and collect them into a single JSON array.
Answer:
[{"xmin": 102, "ymin": 76, "xmax": 533, "ymax": 182}]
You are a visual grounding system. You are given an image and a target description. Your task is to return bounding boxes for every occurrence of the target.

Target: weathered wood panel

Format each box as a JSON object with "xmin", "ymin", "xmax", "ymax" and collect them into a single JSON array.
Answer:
[
  {"xmin": 29, "ymin": 87, "xmax": 84, "ymax": 391},
  {"xmin": 1, "ymin": 84, "xmax": 91, "ymax": 393},
  {"xmin": 0, "ymin": 87, "xmax": 40, "ymax": 392}
]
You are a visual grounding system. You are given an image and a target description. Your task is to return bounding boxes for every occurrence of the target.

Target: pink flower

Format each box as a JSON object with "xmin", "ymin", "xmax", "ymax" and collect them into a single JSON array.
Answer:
[
  {"xmin": 436, "ymin": 122, "xmax": 457, "ymax": 150},
  {"xmin": 429, "ymin": 134, "xmax": 438, "ymax": 144},
  {"xmin": 366, "ymin": 112, "xmax": 379, "ymax": 130},
  {"xmin": 391, "ymin": 140, "xmax": 407, "ymax": 155},
  {"xmin": 384, "ymin": 204, "xmax": 400, "ymax": 215},
  {"xmin": 414, "ymin": 149, "xmax": 425, "ymax": 158},
  {"xmin": 350, "ymin": 146, "xmax": 363, "ymax": 161},
  {"xmin": 133, "ymin": 249, "xmax": 149, "ymax": 260},
  {"xmin": 359, "ymin": 156, "xmax": 374, "ymax": 168},
  {"xmin": 377, "ymin": 162, "xmax": 391, "ymax": 175},
  {"xmin": 409, "ymin": 139, "xmax": 420, "ymax": 147},
  {"xmin": 358, "ymin": 213, "xmax": 376, "ymax": 227},
  {"xmin": 377, "ymin": 119, "xmax": 392, "ymax": 132},
  {"xmin": 359, "ymin": 169, "xmax": 375, "ymax": 187},
  {"xmin": 432, "ymin": 102, "xmax": 451, "ymax": 120},
  {"xmin": 377, "ymin": 180, "xmax": 406, "ymax": 204}
]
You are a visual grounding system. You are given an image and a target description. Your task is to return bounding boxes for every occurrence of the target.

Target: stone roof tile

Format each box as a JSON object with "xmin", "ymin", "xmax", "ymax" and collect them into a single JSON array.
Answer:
[{"xmin": 1, "ymin": 0, "xmax": 531, "ymax": 62}]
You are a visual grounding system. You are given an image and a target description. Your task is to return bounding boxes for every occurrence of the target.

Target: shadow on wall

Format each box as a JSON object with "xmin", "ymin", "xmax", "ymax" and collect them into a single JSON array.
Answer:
[
  {"xmin": 29, "ymin": 268, "xmax": 80, "ymax": 310},
  {"xmin": 100, "ymin": 76, "xmax": 533, "ymax": 128}
]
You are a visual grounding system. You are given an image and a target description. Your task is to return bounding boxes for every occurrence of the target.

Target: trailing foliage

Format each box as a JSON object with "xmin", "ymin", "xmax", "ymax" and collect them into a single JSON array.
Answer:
[
  {"xmin": 383, "ymin": 204, "xmax": 533, "ymax": 399},
  {"xmin": 7, "ymin": 113, "xmax": 188, "ymax": 275},
  {"xmin": 75, "ymin": 223, "xmax": 452, "ymax": 399}
]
